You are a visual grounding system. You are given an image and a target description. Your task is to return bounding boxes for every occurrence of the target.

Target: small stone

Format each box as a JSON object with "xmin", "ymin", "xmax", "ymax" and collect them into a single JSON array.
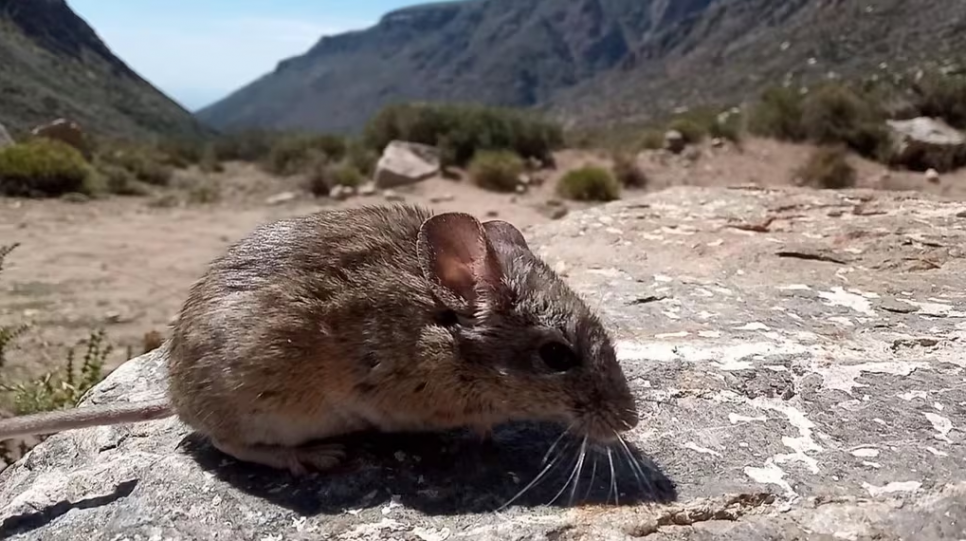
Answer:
[
  {"xmin": 265, "ymin": 191, "xmax": 297, "ymax": 205},
  {"xmin": 664, "ymin": 130, "xmax": 686, "ymax": 154},
  {"xmin": 104, "ymin": 311, "xmax": 123, "ymax": 324},
  {"xmin": 550, "ymin": 206, "xmax": 568, "ymax": 220},
  {"xmin": 553, "ymin": 261, "xmax": 568, "ymax": 276},
  {"xmin": 429, "ymin": 194, "xmax": 455, "ymax": 203},
  {"xmin": 485, "ymin": 210, "xmax": 499, "ymax": 218},
  {"xmin": 359, "ymin": 183, "xmax": 377, "ymax": 197},
  {"xmin": 329, "ymin": 185, "xmax": 349, "ymax": 200},
  {"xmin": 519, "ymin": 174, "xmax": 531, "ymax": 186},
  {"xmin": 515, "ymin": 184, "xmax": 527, "ymax": 194},
  {"xmin": 711, "ymin": 137, "xmax": 724, "ymax": 148},
  {"xmin": 878, "ymin": 298, "xmax": 919, "ymax": 314},
  {"xmin": 546, "ymin": 198, "xmax": 564, "ymax": 207},
  {"xmin": 383, "ymin": 189, "xmax": 405, "ymax": 202},
  {"xmin": 956, "ymin": 210, "xmax": 966, "ymax": 218},
  {"xmin": 925, "ymin": 168, "xmax": 940, "ymax": 183}
]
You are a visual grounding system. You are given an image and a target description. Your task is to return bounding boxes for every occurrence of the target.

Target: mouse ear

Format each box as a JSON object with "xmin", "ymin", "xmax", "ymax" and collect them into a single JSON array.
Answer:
[
  {"xmin": 483, "ymin": 220, "xmax": 530, "ymax": 252},
  {"xmin": 417, "ymin": 212, "xmax": 505, "ymax": 307}
]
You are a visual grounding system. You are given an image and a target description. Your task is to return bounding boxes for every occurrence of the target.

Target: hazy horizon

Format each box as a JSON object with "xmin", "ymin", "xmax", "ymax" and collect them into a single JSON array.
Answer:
[{"xmin": 69, "ymin": 0, "xmax": 423, "ymax": 112}]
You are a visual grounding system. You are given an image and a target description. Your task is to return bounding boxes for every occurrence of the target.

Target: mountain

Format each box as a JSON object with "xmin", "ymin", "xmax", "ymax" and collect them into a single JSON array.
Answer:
[
  {"xmin": 0, "ymin": 0, "xmax": 210, "ymax": 141},
  {"xmin": 197, "ymin": 0, "xmax": 966, "ymax": 136}
]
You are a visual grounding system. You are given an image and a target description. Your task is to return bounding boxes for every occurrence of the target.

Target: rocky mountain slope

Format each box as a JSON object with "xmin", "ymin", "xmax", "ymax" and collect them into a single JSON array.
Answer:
[
  {"xmin": 197, "ymin": 0, "xmax": 966, "ymax": 135},
  {"xmin": 0, "ymin": 0, "xmax": 210, "ymax": 141}
]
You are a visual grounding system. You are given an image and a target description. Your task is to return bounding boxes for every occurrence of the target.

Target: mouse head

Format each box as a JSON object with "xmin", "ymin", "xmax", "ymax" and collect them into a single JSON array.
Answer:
[{"xmin": 417, "ymin": 212, "xmax": 639, "ymax": 444}]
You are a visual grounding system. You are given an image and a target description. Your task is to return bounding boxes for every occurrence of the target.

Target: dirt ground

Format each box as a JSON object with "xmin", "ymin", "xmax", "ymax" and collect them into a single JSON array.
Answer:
[{"xmin": 0, "ymin": 138, "xmax": 962, "ymax": 387}]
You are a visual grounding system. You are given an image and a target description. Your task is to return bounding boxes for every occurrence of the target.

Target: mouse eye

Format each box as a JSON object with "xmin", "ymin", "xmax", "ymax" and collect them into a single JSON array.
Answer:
[{"xmin": 538, "ymin": 341, "xmax": 580, "ymax": 373}]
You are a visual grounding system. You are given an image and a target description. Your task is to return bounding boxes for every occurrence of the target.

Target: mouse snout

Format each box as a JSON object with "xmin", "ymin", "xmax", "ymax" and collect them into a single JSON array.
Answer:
[{"xmin": 571, "ymin": 386, "xmax": 640, "ymax": 443}]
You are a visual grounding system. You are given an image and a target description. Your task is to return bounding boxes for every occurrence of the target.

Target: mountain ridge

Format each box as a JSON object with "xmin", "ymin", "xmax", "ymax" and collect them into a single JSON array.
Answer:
[
  {"xmin": 0, "ymin": 0, "xmax": 211, "ymax": 141},
  {"xmin": 197, "ymin": 0, "xmax": 966, "ymax": 135}
]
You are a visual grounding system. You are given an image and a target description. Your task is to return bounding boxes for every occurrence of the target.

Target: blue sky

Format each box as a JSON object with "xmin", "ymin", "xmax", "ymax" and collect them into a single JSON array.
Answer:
[{"xmin": 69, "ymin": 1, "xmax": 418, "ymax": 111}]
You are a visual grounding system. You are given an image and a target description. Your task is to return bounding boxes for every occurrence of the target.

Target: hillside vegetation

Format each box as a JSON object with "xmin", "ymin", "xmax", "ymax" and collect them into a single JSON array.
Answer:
[
  {"xmin": 0, "ymin": 0, "xmax": 210, "ymax": 141},
  {"xmin": 197, "ymin": 0, "xmax": 966, "ymax": 135}
]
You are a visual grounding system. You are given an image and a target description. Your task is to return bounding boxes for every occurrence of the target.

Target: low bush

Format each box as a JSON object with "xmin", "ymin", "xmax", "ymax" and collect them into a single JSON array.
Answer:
[
  {"xmin": 363, "ymin": 102, "xmax": 564, "ymax": 167},
  {"xmin": 912, "ymin": 71, "xmax": 966, "ymax": 130},
  {"xmin": 0, "ymin": 138, "xmax": 94, "ymax": 197},
  {"xmin": 198, "ymin": 144, "xmax": 224, "ymax": 174},
  {"xmin": 800, "ymin": 83, "xmax": 890, "ymax": 159},
  {"xmin": 557, "ymin": 166, "xmax": 621, "ymax": 202},
  {"xmin": 748, "ymin": 86, "xmax": 808, "ymax": 141},
  {"xmin": 95, "ymin": 162, "xmax": 149, "ymax": 196},
  {"xmin": 97, "ymin": 145, "xmax": 174, "ymax": 187},
  {"xmin": 265, "ymin": 133, "xmax": 347, "ymax": 176},
  {"xmin": 331, "ymin": 163, "xmax": 365, "ymax": 188},
  {"xmin": 611, "ymin": 153, "xmax": 648, "ymax": 189},
  {"xmin": 794, "ymin": 146, "xmax": 857, "ymax": 189},
  {"xmin": 640, "ymin": 130, "xmax": 666, "ymax": 150},
  {"xmin": 211, "ymin": 129, "xmax": 280, "ymax": 163},
  {"xmin": 667, "ymin": 117, "xmax": 708, "ymax": 145},
  {"xmin": 468, "ymin": 150, "xmax": 525, "ymax": 192}
]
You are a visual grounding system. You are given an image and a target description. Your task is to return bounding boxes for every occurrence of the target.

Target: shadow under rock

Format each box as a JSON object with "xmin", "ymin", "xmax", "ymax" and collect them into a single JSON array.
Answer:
[
  {"xmin": 0, "ymin": 479, "xmax": 138, "ymax": 539},
  {"xmin": 180, "ymin": 421, "xmax": 677, "ymax": 517}
]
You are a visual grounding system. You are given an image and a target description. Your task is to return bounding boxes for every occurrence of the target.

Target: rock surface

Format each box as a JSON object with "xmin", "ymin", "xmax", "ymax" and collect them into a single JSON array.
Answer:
[
  {"xmin": 1, "ymin": 186, "xmax": 965, "ymax": 540},
  {"xmin": 29, "ymin": 119, "xmax": 87, "ymax": 154},
  {"xmin": 374, "ymin": 141, "xmax": 441, "ymax": 189}
]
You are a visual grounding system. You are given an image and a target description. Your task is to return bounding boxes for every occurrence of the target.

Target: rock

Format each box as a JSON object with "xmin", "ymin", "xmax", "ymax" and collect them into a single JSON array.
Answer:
[
  {"xmin": 711, "ymin": 137, "xmax": 725, "ymax": 148},
  {"xmin": 30, "ymin": 118, "xmax": 87, "ymax": 154},
  {"xmin": 429, "ymin": 194, "xmax": 455, "ymax": 204},
  {"xmin": 515, "ymin": 184, "xmax": 527, "ymax": 194},
  {"xmin": 2, "ymin": 186, "xmax": 966, "ymax": 540},
  {"xmin": 359, "ymin": 183, "xmax": 377, "ymax": 197},
  {"xmin": 329, "ymin": 185, "xmax": 350, "ymax": 200},
  {"xmin": 383, "ymin": 189, "xmax": 405, "ymax": 202},
  {"xmin": 682, "ymin": 146, "xmax": 702, "ymax": 162},
  {"xmin": 265, "ymin": 191, "xmax": 297, "ymax": 205},
  {"xmin": 664, "ymin": 130, "xmax": 686, "ymax": 154},
  {"xmin": 925, "ymin": 168, "xmax": 940, "ymax": 183},
  {"xmin": 885, "ymin": 117, "xmax": 966, "ymax": 172},
  {"xmin": 373, "ymin": 141, "xmax": 441, "ymax": 189},
  {"xmin": 0, "ymin": 122, "xmax": 13, "ymax": 149},
  {"xmin": 549, "ymin": 206, "xmax": 568, "ymax": 220}
]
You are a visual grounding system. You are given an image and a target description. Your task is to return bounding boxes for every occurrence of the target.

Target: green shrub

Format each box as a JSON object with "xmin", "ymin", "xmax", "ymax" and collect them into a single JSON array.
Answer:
[
  {"xmin": 913, "ymin": 72, "xmax": 966, "ymax": 130},
  {"xmin": 187, "ymin": 179, "xmax": 221, "ymax": 205},
  {"xmin": 363, "ymin": 102, "xmax": 563, "ymax": 167},
  {"xmin": 748, "ymin": 86, "xmax": 807, "ymax": 141},
  {"xmin": 0, "ymin": 139, "xmax": 94, "ymax": 197},
  {"xmin": 97, "ymin": 146, "xmax": 174, "ymax": 187},
  {"xmin": 265, "ymin": 133, "xmax": 347, "ymax": 176},
  {"xmin": 0, "ymin": 245, "xmax": 28, "ymax": 369},
  {"xmin": 666, "ymin": 118, "xmax": 706, "ymax": 145},
  {"xmin": 468, "ymin": 150, "xmax": 525, "ymax": 192},
  {"xmin": 800, "ymin": 83, "xmax": 890, "ymax": 159},
  {"xmin": 612, "ymin": 153, "xmax": 648, "ymax": 189},
  {"xmin": 345, "ymin": 139, "xmax": 379, "ymax": 176},
  {"xmin": 794, "ymin": 146, "xmax": 857, "ymax": 189},
  {"xmin": 155, "ymin": 138, "xmax": 204, "ymax": 168},
  {"xmin": 640, "ymin": 130, "xmax": 666, "ymax": 150},
  {"xmin": 211, "ymin": 129, "xmax": 280, "ymax": 162},
  {"xmin": 331, "ymin": 163, "xmax": 365, "ymax": 188},
  {"xmin": 95, "ymin": 162, "xmax": 149, "ymax": 196},
  {"xmin": 557, "ymin": 166, "xmax": 621, "ymax": 202},
  {"xmin": 710, "ymin": 110, "xmax": 744, "ymax": 143},
  {"xmin": 199, "ymin": 144, "xmax": 224, "ymax": 173}
]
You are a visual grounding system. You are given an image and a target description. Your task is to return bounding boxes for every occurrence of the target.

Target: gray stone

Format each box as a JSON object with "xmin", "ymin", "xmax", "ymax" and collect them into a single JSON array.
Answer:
[
  {"xmin": 1, "ymin": 186, "xmax": 965, "ymax": 540},
  {"xmin": 886, "ymin": 117, "xmax": 966, "ymax": 172},
  {"xmin": 0, "ymin": 122, "xmax": 13, "ymax": 149},
  {"xmin": 664, "ymin": 130, "xmax": 686, "ymax": 154},
  {"xmin": 373, "ymin": 141, "xmax": 440, "ymax": 189}
]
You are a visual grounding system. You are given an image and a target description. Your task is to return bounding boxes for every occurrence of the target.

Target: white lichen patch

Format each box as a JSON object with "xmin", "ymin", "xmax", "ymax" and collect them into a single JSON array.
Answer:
[
  {"xmin": 850, "ymin": 448, "xmax": 880, "ymax": 458},
  {"xmin": 861, "ymin": 481, "xmax": 922, "ymax": 498},
  {"xmin": 751, "ymin": 397, "xmax": 823, "ymax": 474},
  {"xmin": 924, "ymin": 412, "xmax": 954, "ymax": 443},
  {"xmin": 810, "ymin": 360, "xmax": 927, "ymax": 395},
  {"xmin": 614, "ymin": 339, "xmax": 810, "ymax": 370},
  {"xmin": 744, "ymin": 462, "xmax": 794, "ymax": 495},
  {"xmin": 818, "ymin": 287, "xmax": 876, "ymax": 316},
  {"xmin": 729, "ymin": 413, "xmax": 767, "ymax": 425},
  {"xmin": 684, "ymin": 442, "xmax": 722, "ymax": 457}
]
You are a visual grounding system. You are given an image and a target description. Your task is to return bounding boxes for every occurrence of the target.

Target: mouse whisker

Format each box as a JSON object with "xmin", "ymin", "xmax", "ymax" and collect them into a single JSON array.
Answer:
[
  {"xmin": 582, "ymin": 452, "xmax": 599, "ymax": 502},
  {"xmin": 617, "ymin": 433, "xmax": 653, "ymax": 498},
  {"xmin": 498, "ymin": 438, "xmax": 573, "ymax": 511},
  {"xmin": 548, "ymin": 439, "xmax": 584, "ymax": 507},
  {"xmin": 567, "ymin": 436, "xmax": 588, "ymax": 507},
  {"xmin": 541, "ymin": 424, "xmax": 573, "ymax": 466},
  {"xmin": 607, "ymin": 447, "xmax": 618, "ymax": 506}
]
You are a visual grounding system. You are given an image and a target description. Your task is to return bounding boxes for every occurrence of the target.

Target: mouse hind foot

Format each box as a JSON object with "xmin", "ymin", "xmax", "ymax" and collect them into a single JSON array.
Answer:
[{"xmin": 211, "ymin": 437, "xmax": 347, "ymax": 477}]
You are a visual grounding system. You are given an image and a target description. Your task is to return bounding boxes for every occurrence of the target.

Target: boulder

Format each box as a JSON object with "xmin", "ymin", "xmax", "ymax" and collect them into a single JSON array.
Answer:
[
  {"xmin": 373, "ymin": 141, "xmax": 440, "ymax": 188},
  {"xmin": 0, "ymin": 122, "xmax": 13, "ymax": 149},
  {"xmin": 664, "ymin": 130, "xmax": 686, "ymax": 154},
  {"xmin": 1, "ymin": 186, "xmax": 965, "ymax": 540},
  {"xmin": 885, "ymin": 116, "xmax": 966, "ymax": 172},
  {"xmin": 30, "ymin": 119, "xmax": 87, "ymax": 154}
]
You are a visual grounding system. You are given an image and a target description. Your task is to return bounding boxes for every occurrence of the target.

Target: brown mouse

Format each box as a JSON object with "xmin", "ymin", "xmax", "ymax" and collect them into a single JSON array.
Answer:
[{"xmin": 0, "ymin": 205, "xmax": 639, "ymax": 475}]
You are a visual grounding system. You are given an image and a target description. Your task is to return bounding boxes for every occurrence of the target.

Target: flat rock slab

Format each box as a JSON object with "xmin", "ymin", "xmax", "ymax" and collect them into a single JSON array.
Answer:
[{"xmin": 1, "ymin": 186, "xmax": 965, "ymax": 540}]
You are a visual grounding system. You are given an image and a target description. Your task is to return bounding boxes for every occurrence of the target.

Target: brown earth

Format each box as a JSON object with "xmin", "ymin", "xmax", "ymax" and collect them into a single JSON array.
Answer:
[{"xmin": 0, "ymin": 138, "xmax": 963, "ymax": 390}]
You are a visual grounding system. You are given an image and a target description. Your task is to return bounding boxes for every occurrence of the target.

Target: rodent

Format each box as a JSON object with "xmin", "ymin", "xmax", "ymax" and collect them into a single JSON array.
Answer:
[{"xmin": 0, "ymin": 205, "xmax": 639, "ymax": 475}]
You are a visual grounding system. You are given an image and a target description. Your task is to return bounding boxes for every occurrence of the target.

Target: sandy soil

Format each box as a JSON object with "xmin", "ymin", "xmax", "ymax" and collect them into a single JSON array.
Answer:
[{"xmin": 0, "ymin": 139, "xmax": 962, "ymax": 386}]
